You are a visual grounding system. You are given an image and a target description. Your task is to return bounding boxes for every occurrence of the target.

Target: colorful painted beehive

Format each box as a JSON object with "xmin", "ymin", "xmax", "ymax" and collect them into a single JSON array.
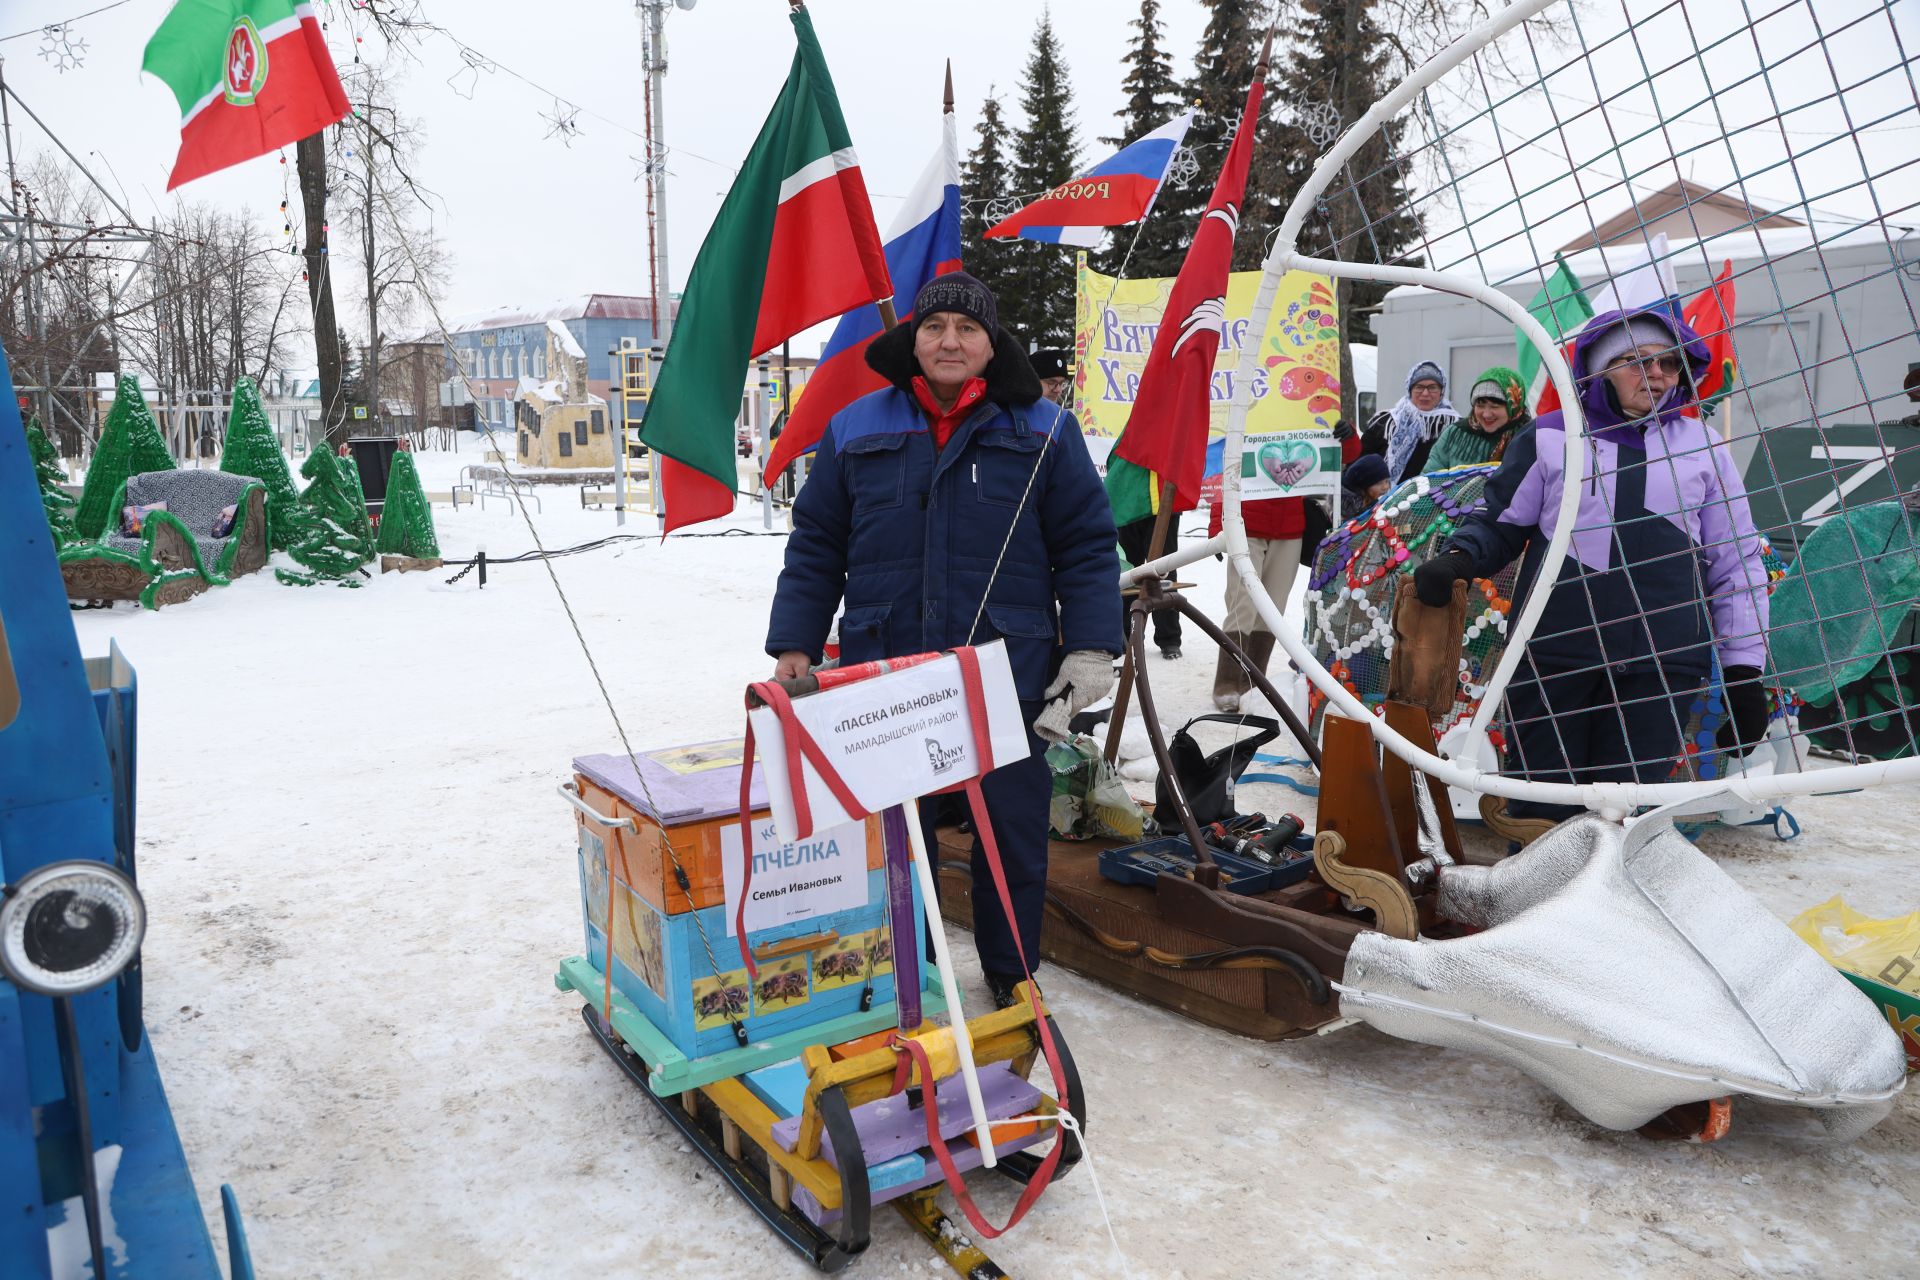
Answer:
[{"xmin": 571, "ymin": 740, "xmax": 907, "ymax": 1061}]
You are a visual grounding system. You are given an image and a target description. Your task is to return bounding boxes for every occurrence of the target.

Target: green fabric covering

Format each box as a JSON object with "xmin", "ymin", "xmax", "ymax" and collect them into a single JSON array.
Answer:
[
  {"xmin": 26, "ymin": 418, "xmax": 77, "ymax": 545},
  {"xmin": 75, "ymin": 376, "xmax": 175, "ymax": 539},
  {"xmin": 218, "ymin": 376, "xmax": 305, "ymax": 551},
  {"xmin": 280, "ymin": 446, "xmax": 374, "ymax": 585},
  {"xmin": 372, "ymin": 450, "xmax": 440, "ymax": 558},
  {"xmin": 1769, "ymin": 500, "xmax": 1920, "ymax": 700}
]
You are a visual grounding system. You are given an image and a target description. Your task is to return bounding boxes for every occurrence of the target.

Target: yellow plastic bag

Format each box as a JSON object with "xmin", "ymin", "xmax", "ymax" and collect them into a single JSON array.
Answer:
[
  {"xmin": 1791, "ymin": 896, "xmax": 1920, "ymax": 1073},
  {"xmin": 1790, "ymin": 896, "xmax": 1920, "ymax": 995}
]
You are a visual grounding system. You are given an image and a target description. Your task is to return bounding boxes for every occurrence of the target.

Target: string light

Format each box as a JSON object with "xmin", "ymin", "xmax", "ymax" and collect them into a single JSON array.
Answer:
[
  {"xmin": 447, "ymin": 47, "xmax": 494, "ymax": 101},
  {"xmin": 1165, "ymin": 145, "xmax": 1200, "ymax": 188},
  {"xmin": 1297, "ymin": 100, "xmax": 1342, "ymax": 148},
  {"xmin": 38, "ymin": 23, "xmax": 86, "ymax": 72},
  {"xmin": 541, "ymin": 98, "xmax": 583, "ymax": 147}
]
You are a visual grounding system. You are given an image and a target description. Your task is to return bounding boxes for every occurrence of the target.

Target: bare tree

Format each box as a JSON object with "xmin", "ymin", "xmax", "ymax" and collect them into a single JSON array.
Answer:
[
  {"xmin": 328, "ymin": 66, "xmax": 448, "ymax": 438},
  {"xmin": 115, "ymin": 201, "xmax": 301, "ymax": 457},
  {"xmin": 0, "ymin": 153, "xmax": 130, "ymax": 452}
]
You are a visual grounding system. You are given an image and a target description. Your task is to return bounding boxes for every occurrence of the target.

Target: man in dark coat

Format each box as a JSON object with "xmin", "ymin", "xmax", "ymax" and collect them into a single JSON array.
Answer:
[{"xmin": 766, "ymin": 271, "xmax": 1123, "ymax": 1006}]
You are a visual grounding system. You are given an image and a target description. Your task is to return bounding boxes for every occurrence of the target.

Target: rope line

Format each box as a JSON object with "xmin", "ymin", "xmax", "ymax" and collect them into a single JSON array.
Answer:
[{"xmin": 365, "ymin": 148, "xmax": 750, "ymax": 1042}]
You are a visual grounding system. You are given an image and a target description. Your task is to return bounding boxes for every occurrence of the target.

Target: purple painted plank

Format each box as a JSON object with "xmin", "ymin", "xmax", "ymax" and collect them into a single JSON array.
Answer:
[
  {"xmin": 574, "ymin": 739, "xmax": 767, "ymax": 825},
  {"xmin": 794, "ymin": 1126, "xmax": 1049, "ymax": 1228},
  {"xmin": 881, "ymin": 805, "xmax": 921, "ymax": 1030},
  {"xmin": 770, "ymin": 1062, "xmax": 1042, "ymax": 1168}
]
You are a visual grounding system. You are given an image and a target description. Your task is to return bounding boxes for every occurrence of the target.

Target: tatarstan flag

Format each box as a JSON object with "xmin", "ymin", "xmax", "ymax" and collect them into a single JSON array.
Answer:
[
  {"xmin": 143, "ymin": 1, "xmax": 351, "ymax": 191},
  {"xmin": 640, "ymin": 7, "xmax": 893, "ymax": 533}
]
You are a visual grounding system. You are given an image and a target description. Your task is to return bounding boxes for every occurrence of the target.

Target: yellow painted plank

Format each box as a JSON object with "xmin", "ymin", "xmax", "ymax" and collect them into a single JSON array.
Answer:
[{"xmin": 701, "ymin": 1077, "xmax": 842, "ymax": 1210}]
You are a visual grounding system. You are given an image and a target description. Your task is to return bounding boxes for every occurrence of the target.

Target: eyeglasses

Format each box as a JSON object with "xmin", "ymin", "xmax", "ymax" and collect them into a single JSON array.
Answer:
[{"xmin": 1603, "ymin": 352, "xmax": 1684, "ymax": 377}]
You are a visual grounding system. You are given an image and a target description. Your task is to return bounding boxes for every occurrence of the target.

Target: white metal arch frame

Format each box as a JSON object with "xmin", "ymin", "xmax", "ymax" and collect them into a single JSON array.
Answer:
[{"xmin": 1127, "ymin": 0, "xmax": 1919, "ymax": 816}]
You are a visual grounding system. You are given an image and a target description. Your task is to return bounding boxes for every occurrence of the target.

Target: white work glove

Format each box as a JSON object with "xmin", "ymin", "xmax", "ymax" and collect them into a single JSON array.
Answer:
[{"xmin": 1033, "ymin": 650, "xmax": 1117, "ymax": 744}]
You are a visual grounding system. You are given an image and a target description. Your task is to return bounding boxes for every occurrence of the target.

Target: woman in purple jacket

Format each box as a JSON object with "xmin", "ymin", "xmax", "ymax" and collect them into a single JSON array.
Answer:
[{"xmin": 1415, "ymin": 308, "xmax": 1772, "ymax": 822}]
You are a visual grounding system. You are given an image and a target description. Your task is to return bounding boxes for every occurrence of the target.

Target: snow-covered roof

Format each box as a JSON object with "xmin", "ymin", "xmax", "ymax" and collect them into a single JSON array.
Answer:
[
  {"xmin": 546, "ymin": 318, "xmax": 586, "ymax": 359},
  {"xmin": 443, "ymin": 294, "xmax": 676, "ymax": 335}
]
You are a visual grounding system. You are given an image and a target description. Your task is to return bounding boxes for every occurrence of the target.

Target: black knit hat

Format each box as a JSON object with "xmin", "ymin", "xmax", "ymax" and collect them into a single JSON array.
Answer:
[{"xmin": 913, "ymin": 271, "xmax": 997, "ymax": 333}]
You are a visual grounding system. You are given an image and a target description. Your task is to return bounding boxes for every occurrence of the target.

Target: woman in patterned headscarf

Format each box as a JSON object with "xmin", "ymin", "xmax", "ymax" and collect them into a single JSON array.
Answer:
[
  {"xmin": 1424, "ymin": 364, "xmax": 1530, "ymax": 473},
  {"xmin": 1362, "ymin": 359, "xmax": 1457, "ymax": 484}
]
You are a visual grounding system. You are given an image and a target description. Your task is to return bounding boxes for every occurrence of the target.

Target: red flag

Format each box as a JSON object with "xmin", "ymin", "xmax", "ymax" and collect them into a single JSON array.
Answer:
[
  {"xmin": 1107, "ymin": 67, "xmax": 1266, "ymax": 513},
  {"xmin": 1682, "ymin": 259, "xmax": 1738, "ymax": 415}
]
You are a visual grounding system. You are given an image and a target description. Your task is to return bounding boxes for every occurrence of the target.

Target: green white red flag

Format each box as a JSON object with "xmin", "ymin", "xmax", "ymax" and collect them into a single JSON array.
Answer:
[
  {"xmin": 143, "ymin": 0, "xmax": 351, "ymax": 190},
  {"xmin": 640, "ymin": 7, "xmax": 893, "ymax": 533}
]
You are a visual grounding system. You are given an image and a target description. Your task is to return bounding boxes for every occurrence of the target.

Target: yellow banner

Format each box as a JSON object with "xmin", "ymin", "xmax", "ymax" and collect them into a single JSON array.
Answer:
[{"xmin": 1071, "ymin": 254, "xmax": 1342, "ymax": 439}]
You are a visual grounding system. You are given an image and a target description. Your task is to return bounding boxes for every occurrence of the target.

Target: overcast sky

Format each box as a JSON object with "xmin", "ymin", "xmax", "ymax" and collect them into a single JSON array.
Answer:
[
  {"xmin": 4, "ymin": 0, "xmax": 1915, "ymax": 363},
  {"xmin": 2, "ymin": 0, "xmax": 1215, "ymax": 355}
]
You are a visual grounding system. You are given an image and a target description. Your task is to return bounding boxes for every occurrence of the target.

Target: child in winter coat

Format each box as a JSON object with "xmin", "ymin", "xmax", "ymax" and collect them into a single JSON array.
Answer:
[{"xmin": 1339, "ymin": 453, "xmax": 1391, "ymax": 524}]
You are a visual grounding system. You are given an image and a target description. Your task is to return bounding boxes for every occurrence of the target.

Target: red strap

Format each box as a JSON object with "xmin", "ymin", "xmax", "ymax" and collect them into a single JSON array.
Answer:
[
  {"xmin": 742, "ymin": 649, "xmax": 1073, "ymax": 1237},
  {"xmin": 890, "ymin": 1017, "xmax": 1067, "ymax": 1240},
  {"xmin": 896, "ymin": 645, "xmax": 1072, "ymax": 1238}
]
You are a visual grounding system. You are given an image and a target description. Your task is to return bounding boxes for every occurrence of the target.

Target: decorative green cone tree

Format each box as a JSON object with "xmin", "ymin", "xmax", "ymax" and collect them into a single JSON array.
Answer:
[
  {"xmin": 76, "ymin": 376, "xmax": 175, "ymax": 538},
  {"xmin": 277, "ymin": 446, "xmax": 375, "ymax": 586},
  {"xmin": 373, "ymin": 449, "xmax": 440, "ymax": 558},
  {"xmin": 218, "ymin": 376, "xmax": 303, "ymax": 550},
  {"xmin": 26, "ymin": 418, "xmax": 79, "ymax": 545}
]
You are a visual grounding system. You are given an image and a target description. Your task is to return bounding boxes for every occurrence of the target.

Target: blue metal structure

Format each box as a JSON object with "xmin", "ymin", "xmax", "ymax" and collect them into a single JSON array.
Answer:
[{"xmin": 0, "ymin": 336, "xmax": 255, "ymax": 1278}]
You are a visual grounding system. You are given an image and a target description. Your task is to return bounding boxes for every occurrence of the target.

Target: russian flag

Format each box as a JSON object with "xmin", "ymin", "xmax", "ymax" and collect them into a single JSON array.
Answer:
[
  {"xmin": 984, "ymin": 111, "xmax": 1192, "ymax": 248},
  {"xmin": 765, "ymin": 115, "xmax": 962, "ymax": 482}
]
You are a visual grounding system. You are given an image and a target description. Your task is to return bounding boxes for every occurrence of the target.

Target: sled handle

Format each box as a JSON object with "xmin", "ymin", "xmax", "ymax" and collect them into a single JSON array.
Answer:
[
  {"xmin": 752, "ymin": 930, "xmax": 841, "ymax": 961},
  {"xmin": 557, "ymin": 782, "xmax": 637, "ymax": 833}
]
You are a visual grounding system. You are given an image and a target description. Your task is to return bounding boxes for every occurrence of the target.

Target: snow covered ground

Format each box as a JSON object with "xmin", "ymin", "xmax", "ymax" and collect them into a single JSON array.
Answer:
[{"xmin": 71, "ymin": 447, "xmax": 1920, "ymax": 1278}]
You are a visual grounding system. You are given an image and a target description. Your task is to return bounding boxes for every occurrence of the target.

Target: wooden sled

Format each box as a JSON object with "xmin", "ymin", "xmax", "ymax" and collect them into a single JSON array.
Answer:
[{"xmin": 938, "ymin": 579, "xmax": 1471, "ymax": 1039}]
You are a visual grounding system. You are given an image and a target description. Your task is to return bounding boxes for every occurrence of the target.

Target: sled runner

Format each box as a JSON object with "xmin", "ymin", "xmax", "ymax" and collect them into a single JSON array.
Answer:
[{"xmin": 557, "ymin": 644, "xmax": 1081, "ymax": 1274}]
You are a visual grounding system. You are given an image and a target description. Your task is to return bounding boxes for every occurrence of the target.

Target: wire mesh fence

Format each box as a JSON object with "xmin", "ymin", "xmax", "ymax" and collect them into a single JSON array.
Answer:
[{"xmin": 1248, "ymin": 0, "xmax": 1920, "ymax": 809}]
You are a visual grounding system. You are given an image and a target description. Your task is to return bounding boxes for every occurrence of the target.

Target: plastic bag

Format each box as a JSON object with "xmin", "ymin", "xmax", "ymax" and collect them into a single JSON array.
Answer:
[
  {"xmin": 1047, "ymin": 734, "xmax": 1148, "ymax": 841},
  {"xmin": 1790, "ymin": 896, "xmax": 1920, "ymax": 996},
  {"xmin": 1789, "ymin": 896, "xmax": 1920, "ymax": 1073}
]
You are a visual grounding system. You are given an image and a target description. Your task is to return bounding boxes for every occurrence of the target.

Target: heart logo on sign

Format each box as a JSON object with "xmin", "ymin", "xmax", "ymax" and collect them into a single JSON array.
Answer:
[{"xmin": 1258, "ymin": 440, "xmax": 1317, "ymax": 491}]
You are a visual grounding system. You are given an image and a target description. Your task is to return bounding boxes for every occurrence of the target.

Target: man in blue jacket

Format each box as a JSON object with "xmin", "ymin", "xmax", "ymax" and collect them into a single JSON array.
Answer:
[{"xmin": 767, "ymin": 272, "xmax": 1123, "ymax": 1007}]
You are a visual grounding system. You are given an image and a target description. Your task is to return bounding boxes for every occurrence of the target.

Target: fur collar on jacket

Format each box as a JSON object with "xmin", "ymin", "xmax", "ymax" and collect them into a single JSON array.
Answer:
[{"xmin": 864, "ymin": 322, "xmax": 1044, "ymax": 410}]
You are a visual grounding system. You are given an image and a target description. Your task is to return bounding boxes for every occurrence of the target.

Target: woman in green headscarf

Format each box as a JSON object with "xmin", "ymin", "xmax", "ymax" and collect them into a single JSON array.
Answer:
[{"xmin": 1423, "ymin": 365, "xmax": 1529, "ymax": 473}]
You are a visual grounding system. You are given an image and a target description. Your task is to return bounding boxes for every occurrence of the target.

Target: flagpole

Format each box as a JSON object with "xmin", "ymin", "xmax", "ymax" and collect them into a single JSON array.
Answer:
[{"xmin": 1103, "ymin": 25, "xmax": 1276, "ymax": 767}]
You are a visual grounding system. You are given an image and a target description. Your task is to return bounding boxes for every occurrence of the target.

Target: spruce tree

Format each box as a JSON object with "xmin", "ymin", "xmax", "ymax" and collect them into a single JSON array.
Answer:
[
  {"xmin": 26, "ymin": 418, "xmax": 78, "ymax": 546},
  {"xmin": 76, "ymin": 377, "xmax": 176, "ymax": 540},
  {"xmin": 1273, "ymin": 0, "xmax": 1423, "ymax": 415},
  {"xmin": 1005, "ymin": 12, "xmax": 1083, "ymax": 347},
  {"xmin": 1096, "ymin": 0, "xmax": 1190, "ymax": 279},
  {"xmin": 960, "ymin": 91, "xmax": 1022, "ymax": 329},
  {"xmin": 373, "ymin": 449, "xmax": 440, "ymax": 559},
  {"xmin": 218, "ymin": 376, "xmax": 304, "ymax": 551},
  {"xmin": 1179, "ymin": 1, "xmax": 1289, "ymax": 272},
  {"xmin": 278, "ymin": 446, "xmax": 374, "ymax": 586}
]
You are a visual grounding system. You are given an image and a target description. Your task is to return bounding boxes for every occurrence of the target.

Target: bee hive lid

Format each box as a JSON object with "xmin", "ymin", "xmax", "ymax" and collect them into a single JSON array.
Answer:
[{"xmin": 573, "ymin": 737, "xmax": 768, "ymax": 826}]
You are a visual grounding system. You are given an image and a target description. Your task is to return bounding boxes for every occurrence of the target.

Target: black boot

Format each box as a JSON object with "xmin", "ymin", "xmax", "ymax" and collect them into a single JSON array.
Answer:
[{"xmin": 984, "ymin": 970, "xmax": 1024, "ymax": 1010}]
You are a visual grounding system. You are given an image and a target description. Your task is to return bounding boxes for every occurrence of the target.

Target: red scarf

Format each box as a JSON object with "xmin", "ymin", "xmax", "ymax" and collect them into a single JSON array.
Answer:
[{"xmin": 910, "ymin": 375, "xmax": 986, "ymax": 449}]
